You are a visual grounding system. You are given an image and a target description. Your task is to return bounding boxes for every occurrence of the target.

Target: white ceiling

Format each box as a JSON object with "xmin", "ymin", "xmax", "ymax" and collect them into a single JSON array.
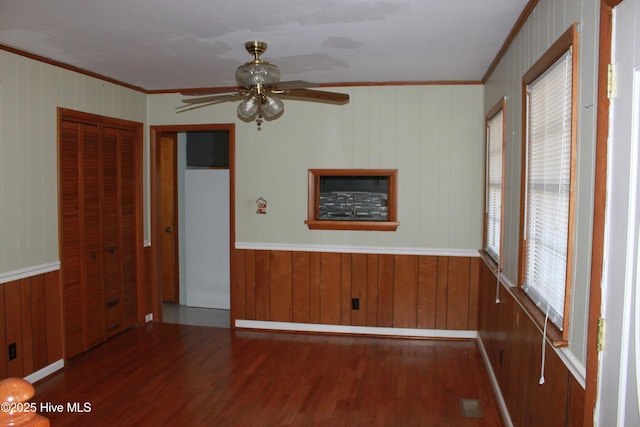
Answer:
[{"xmin": 0, "ymin": 0, "xmax": 529, "ymax": 91}]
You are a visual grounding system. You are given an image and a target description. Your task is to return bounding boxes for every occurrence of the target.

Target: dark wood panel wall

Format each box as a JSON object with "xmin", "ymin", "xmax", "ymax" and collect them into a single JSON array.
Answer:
[
  {"xmin": 477, "ymin": 257, "xmax": 584, "ymax": 427},
  {"xmin": 233, "ymin": 249, "xmax": 480, "ymax": 331},
  {"xmin": 0, "ymin": 249, "xmax": 153, "ymax": 382},
  {"xmin": 0, "ymin": 271, "xmax": 63, "ymax": 380}
]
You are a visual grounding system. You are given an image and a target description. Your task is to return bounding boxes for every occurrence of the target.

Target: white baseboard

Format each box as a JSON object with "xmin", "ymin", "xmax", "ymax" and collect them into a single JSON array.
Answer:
[
  {"xmin": 23, "ymin": 359, "xmax": 64, "ymax": 384},
  {"xmin": 476, "ymin": 337, "xmax": 513, "ymax": 427},
  {"xmin": 235, "ymin": 319, "xmax": 478, "ymax": 339}
]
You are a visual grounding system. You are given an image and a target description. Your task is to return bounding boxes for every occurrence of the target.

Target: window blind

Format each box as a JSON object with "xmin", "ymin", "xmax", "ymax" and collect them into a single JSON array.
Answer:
[
  {"xmin": 485, "ymin": 110, "xmax": 504, "ymax": 263},
  {"xmin": 523, "ymin": 49, "xmax": 573, "ymax": 330}
]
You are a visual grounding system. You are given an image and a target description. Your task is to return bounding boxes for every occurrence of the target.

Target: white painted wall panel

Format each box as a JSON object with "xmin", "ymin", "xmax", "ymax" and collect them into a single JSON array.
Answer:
[
  {"xmin": 483, "ymin": 0, "xmax": 600, "ymax": 366},
  {"xmin": 149, "ymin": 84, "xmax": 484, "ymax": 252},
  {"xmin": 0, "ymin": 49, "xmax": 146, "ymax": 274}
]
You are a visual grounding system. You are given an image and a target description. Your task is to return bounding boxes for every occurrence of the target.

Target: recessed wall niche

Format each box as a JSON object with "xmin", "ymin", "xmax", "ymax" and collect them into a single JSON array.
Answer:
[{"xmin": 306, "ymin": 169, "xmax": 399, "ymax": 231}]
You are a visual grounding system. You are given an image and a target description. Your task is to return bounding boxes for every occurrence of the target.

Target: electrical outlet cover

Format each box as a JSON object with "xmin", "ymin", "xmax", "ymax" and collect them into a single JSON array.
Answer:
[{"xmin": 8, "ymin": 343, "xmax": 17, "ymax": 360}]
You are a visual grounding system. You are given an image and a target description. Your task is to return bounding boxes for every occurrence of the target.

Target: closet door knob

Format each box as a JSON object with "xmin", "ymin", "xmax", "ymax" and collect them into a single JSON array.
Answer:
[{"xmin": 165, "ymin": 227, "xmax": 172, "ymax": 233}]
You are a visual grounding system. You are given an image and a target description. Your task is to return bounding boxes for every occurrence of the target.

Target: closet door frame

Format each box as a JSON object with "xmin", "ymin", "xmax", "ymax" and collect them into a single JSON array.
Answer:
[{"xmin": 57, "ymin": 108, "xmax": 145, "ymax": 358}]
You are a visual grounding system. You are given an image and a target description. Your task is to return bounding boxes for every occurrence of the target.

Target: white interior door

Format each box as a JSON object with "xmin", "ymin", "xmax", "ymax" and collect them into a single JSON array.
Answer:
[{"xmin": 597, "ymin": 1, "xmax": 640, "ymax": 425}]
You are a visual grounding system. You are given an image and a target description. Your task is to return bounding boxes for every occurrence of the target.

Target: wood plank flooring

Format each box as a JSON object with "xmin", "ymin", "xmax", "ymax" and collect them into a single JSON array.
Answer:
[{"xmin": 32, "ymin": 323, "xmax": 503, "ymax": 426}]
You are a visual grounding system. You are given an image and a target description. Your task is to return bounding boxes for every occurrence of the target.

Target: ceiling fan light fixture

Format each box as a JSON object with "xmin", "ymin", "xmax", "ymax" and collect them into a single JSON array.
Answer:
[
  {"xmin": 237, "ymin": 96, "xmax": 259, "ymax": 120},
  {"xmin": 178, "ymin": 41, "xmax": 349, "ymax": 130},
  {"xmin": 261, "ymin": 95, "xmax": 284, "ymax": 120}
]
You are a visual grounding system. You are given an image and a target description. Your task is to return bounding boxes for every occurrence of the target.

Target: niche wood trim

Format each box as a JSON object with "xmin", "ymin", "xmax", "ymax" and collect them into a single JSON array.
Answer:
[{"xmin": 305, "ymin": 169, "xmax": 399, "ymax": 231}]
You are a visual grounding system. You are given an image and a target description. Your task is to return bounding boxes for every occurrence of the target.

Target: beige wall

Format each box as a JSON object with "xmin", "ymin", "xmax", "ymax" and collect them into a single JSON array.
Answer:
[
  {"xmin": 0, "ymin": 50, "xmax": 147, "ymax": 275},
  {"xmin": 484, "ymin": 0, "xmax": 600, "ymax": 369},
  {"xmin": 0, "ymin": 49, "xmax": 485, "ymax": 273},
  {"xmin": 148, "ymin": 85, "xmax": 485, "ymax": 252}
]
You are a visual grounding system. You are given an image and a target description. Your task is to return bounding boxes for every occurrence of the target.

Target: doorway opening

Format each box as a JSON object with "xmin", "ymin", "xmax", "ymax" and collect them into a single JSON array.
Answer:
[{"xmin": 150, "ymin": 124, "xmax": 236, "ymax": 326}]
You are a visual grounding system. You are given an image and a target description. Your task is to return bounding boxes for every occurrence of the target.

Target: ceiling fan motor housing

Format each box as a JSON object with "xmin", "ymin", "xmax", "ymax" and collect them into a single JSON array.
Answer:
[
  {"xmin": 235, "ymin": 62, "xmax": 280, "ymax": 87},
  {"xmin": 235, "ymin": 41, "xmax": 281, "ymax": 87}
]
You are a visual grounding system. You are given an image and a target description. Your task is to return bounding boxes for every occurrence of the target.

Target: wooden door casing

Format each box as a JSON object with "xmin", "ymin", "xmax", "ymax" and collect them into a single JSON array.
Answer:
[
  {"xmin": 149, "ymin": 124, "xmax": 235, "ymax": 322},
  {"xmin": 159, "ymin": 133, "xmax": 179, "ymax": 303},
  {"xmin": 58, "ymin": 109, "xmax": 142, "ymax": 359}
]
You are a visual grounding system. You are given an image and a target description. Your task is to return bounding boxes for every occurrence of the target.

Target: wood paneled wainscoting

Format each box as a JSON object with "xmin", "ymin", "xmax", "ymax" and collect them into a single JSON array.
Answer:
[
  {"xmin": 477, "ymin": 255, "xmax": 584, "ymax": 426},
  {"xmin": 233, "ymin": 249, "xmax": 480, "ymax": 332},
  {"xmin": 0, "ymin": 269, "xmax": 63, "ymax": 380}
]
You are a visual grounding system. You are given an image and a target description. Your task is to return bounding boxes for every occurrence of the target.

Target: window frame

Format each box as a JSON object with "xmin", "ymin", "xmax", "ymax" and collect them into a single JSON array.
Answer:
[
  {"xmin": 518, "ymin": 23, "xmax": 579, "ymax": 345},
  {"xmin": 305, "ymin": 169, "xmax": 399, "ymax": 231},
  {"xmin": 483, "ymin": 97, "xmax": 507, "ymax": 270}
]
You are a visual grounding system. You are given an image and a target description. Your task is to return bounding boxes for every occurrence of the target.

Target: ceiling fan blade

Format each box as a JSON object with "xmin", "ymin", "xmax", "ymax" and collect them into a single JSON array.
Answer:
[
  {"xmin": 176, "ymin": 93, "xmax": 246, "ymax": 113},
  {"xmin": 280, "ymin": 88, "xmax": 349, "ymax": 104},
  {"xmin": 175, "ymin": 100, "xmax": 232, "ymax": 113},
  {"xmin": 179, "ymin": 93, "xmax": 245, "ymax": 105},
  {"xmin": 273, "ymin": 80, "xmax": 320, "ymax": 90},
  {"xmin": 180, "ymin": 86, "xmax": 242, "ymax": 96}
]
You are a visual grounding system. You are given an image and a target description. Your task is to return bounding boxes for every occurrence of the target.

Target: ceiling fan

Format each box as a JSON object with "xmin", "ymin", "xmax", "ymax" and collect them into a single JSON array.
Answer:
[{"xmin": 176, "ymin": 41, "xmax": 350, "ymax": 129}]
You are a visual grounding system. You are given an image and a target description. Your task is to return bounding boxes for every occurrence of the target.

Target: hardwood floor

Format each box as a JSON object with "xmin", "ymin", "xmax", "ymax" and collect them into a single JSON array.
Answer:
[{"xmin": 32, "ymin": 323, "xmax": 502, "ymax": 426}]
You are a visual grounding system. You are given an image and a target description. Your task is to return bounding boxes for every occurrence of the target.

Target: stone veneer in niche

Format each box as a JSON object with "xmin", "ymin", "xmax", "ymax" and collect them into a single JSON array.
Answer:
[{"xmin": 318, "ymin": 191, "xmax": 388, "ymax": 221}]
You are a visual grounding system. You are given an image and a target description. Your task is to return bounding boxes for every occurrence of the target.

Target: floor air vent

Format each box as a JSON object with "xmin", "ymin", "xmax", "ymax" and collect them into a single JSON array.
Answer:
[{"xmin": 459, "ymin": 398, "xmax": 483, "ymax": 418}]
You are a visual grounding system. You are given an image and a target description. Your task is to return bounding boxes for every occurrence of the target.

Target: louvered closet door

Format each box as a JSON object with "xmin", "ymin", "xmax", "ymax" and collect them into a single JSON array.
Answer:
[
  {"xmin": 82, "ymin": 124, "xmax": 106, "ymax": 350},
  {"xmin": 60, "ymin": 118, "xmax": 139, "ymax": 359},
  {"xmin": 119, "ymin": 128, "xmax": 137, "ymax": 328},
  {"xmin": 60, "ymin": 121, "xmax": 105, "ymax": 358},
  {"xmin": 101, "ymin": 127, "xmax": 123, "ymax": 336},
  {"xmin": 101, "ymin": 126, "xmax": 137, "ymax": 336},
  {"xmin": 60, "ymin": 121, "xmax": 84, "ymax": 358}
]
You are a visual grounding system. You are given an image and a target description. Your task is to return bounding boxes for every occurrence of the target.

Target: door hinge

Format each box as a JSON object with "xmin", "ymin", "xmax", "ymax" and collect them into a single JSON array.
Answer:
[
  {"xmin": 597, "ymin": 318, "xmax": 605, "ymax": 352},
  {"xmin": 607, "ymin": 64, "xmax": 615, "ymax": 99}
]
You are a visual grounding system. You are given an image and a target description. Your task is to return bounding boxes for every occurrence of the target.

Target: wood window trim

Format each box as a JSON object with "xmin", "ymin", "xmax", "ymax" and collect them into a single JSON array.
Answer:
[
  {"xmin": 483, "ymin": 97, "xmax": 507, "ymax": 271},
  {"xmin": 305, "ymin": 169, "xmax": 399, "ymax": 231},
  {"xmin": 509, "ymin": 287, "xmax": 568, "ymax": 347},
  {"xmin": 478, "ymin": 251, "xmax": 568, "ymax": 347},
  {"xmin": 518, "ymin": 23, "xmax": 579, "ymax": 342},
  {"xmin": 603, "ymin": 0, "xmax": 622, "ymax": 8},
  {"xmin": 479, "ymin": 248, "xmax": 499, "ymax": 274}
]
